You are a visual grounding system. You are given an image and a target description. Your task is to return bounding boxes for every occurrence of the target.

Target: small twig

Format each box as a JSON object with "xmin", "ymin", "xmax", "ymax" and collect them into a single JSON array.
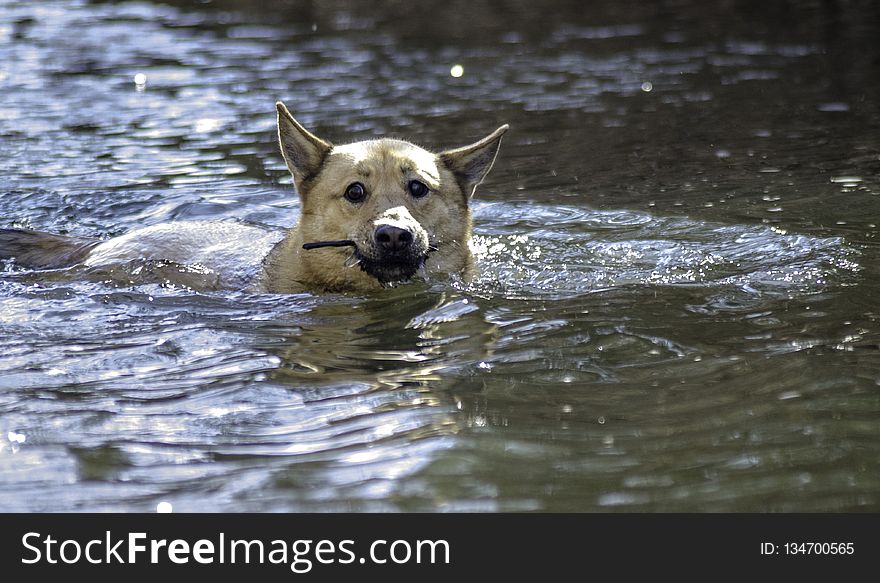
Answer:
[{"xmin": 302, "ymin": 240, "xmax": 357, "ymax": 250}]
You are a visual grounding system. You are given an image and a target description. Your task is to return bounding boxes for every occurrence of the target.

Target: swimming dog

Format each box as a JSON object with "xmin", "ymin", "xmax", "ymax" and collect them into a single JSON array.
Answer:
[{"xmin": 0, "ymin": 102, "xmax": 508, "ymax": 293}]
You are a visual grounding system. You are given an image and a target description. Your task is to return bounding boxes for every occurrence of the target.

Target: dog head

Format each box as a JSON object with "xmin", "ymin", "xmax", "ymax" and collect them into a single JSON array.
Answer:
[{"xmin": 275, "ymin": 101, "xmax": 508, "ymax": 290}]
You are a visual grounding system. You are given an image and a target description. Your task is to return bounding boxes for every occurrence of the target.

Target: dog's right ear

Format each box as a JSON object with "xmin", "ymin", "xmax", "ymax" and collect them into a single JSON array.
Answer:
[{"xmin": 276, "ymin": 101, "xmax": 332, "ymax": 190}]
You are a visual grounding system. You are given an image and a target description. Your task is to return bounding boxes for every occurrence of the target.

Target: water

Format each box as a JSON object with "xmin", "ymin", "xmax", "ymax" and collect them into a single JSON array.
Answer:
[{"xmin": 1, "ymin": 0, "xmax": 879, "ymax": 511}]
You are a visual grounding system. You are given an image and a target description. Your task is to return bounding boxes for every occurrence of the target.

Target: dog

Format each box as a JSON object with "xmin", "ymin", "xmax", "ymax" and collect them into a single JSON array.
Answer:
[{"xmin": 0, "ymin": 102, "xmax": 508, "ymax": 293}]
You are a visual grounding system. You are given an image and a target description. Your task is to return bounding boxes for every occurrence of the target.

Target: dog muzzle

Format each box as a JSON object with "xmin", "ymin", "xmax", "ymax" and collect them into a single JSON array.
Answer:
[{"xmin": 356, "ymin": 206, "xmax": 430, "ymax": 284}]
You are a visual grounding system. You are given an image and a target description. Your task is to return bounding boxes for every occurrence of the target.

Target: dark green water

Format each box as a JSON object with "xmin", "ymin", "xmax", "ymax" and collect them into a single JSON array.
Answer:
[{"xmin": 1, "ymin": 0, "xmax": 878, "ymax": 511}]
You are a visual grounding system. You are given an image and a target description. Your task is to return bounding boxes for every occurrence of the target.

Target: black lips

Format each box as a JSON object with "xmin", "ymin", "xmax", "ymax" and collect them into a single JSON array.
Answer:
[{"xmin": 355, "ymin": 249, "xmax": 427, "ymax": 284}]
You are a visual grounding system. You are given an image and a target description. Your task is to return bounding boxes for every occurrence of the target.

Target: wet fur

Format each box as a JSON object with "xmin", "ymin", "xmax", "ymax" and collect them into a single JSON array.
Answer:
[
  {"xmin": 264, "ymin": 102, "xmax": 508, "ymax": 292},
  {"xmin": 0, "ymin": 102, "xmax": 508, "ymax": 293},
  {"xmin": 0, "ymin": 228, "xmax": 98, "ymax": 270}
]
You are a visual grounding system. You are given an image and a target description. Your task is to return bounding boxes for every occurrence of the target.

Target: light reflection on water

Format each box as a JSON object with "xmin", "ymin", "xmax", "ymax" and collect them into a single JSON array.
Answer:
[
  {"xmin": 1, "ymin": 0, "xmax": 879, "ymax": 512},
  {"xmin": 468, "ymin": 202, "xmax": 858, "ymax": 299}
]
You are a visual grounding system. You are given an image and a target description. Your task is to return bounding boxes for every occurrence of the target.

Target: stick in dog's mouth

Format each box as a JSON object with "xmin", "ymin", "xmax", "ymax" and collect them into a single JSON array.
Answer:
[
  {"xmin": 303, "ymin": 240, "xmax": 439, "ymax": 253},
  {"xmin": 301, "ymin": 240, "xmax": 358, "ymax": 251}
]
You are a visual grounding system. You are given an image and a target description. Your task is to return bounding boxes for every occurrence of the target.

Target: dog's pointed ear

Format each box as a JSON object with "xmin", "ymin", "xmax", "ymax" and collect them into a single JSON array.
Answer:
[
  {"xmin": 439, "ymin": 124, "xmax": 509, "ymax": 198},
  {"xmin": 276, "ymin": 101, "xmax": 332, "ymax": 190}
]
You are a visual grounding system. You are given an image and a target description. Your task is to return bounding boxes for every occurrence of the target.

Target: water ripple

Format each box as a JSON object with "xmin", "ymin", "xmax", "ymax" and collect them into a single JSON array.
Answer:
[{"xmin": 468, "ymin": 202, "xmax": 858, "ymax": 299}]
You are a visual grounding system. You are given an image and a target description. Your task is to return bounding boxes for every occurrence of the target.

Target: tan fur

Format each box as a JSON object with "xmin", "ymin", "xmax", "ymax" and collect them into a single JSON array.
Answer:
[{"xmin": 263, "ymin": 102, "xmax": 508, "ymax": 293}]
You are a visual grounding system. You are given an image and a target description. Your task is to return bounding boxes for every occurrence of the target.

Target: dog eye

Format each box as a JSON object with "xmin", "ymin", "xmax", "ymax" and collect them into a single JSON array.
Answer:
[
  {"xmin": 344, "ymin": 182, "xmax": 367, "ymax": 203},
  {"xmin": 408, "ymin": 180, "xmax": 429, "ymax": 198}
]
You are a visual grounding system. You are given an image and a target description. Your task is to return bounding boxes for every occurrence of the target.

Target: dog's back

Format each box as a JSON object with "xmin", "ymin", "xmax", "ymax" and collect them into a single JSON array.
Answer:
[
  {"xmin": 0, "ymin": 228, "xmax": 99, "ymax": 270},
  {"xmin": 1, "ymin": 222, "xmax": 284, "ymax": 290}
]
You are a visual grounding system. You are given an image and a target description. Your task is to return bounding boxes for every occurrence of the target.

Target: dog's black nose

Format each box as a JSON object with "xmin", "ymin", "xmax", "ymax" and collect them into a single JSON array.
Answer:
[{"xmin": 374, "ymin": 225, "xmax": 413, "ymax": 253}]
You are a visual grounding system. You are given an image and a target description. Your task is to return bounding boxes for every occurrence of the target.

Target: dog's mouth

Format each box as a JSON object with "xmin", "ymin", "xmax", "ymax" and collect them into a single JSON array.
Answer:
[
  {"xmin": 354, "ymin": 248, "xmax": 428, "ymax": 284},
  {"xmin": 302, "ymin": 239, "xmax": 437, "ymax": 285}
]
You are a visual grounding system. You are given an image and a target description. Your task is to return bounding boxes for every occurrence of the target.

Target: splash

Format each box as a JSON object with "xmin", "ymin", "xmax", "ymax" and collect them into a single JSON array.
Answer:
[{"xmin": 464, "ymin": 202, "xmax": 859, "ymax": 299}]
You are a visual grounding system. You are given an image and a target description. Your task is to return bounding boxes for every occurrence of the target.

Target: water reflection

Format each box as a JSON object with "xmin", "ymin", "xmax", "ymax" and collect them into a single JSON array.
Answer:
[{"xmin": 1, "ymin": 0, "xmax": 879, "ymax": 511}]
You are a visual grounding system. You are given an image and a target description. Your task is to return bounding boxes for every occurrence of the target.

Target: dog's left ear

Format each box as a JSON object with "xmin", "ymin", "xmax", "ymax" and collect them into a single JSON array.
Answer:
[
  {"xmin": 276, "ymin": 101, "xmax": 332, "ymax": 191},
  {"xmin": 439, "ymin": 124, "xmax": 509, "ymax": 198}
]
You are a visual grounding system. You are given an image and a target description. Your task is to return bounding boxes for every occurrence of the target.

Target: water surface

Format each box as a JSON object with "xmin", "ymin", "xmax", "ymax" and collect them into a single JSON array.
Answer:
[{"xmin": 1, "ymin": 0, "xmax": 879, "ymax": 511}]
